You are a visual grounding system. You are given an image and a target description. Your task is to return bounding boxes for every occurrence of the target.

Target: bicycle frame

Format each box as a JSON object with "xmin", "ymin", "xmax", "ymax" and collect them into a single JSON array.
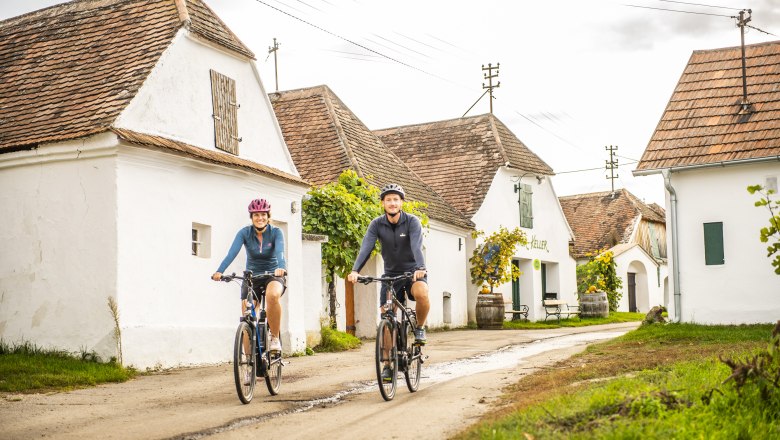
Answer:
[{"xmin": 358, "ymin": 273, "xmax": 425, "ymax": 400}]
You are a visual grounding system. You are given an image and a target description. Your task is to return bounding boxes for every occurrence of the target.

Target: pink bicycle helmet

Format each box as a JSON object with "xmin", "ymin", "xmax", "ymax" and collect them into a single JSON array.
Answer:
[{"xmin": 248, "ymin": 198, "xmax": 271, "ymax": 213}]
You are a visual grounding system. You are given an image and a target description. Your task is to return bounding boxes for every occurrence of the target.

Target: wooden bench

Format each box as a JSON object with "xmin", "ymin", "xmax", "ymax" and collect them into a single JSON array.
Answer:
[
  {"xmin": 504, "ymin": 304, "xmax": 529, "ymax": 321},
  {"xmin": 543, "ymin": 300, "xmax": 580, "ymax": 322}
]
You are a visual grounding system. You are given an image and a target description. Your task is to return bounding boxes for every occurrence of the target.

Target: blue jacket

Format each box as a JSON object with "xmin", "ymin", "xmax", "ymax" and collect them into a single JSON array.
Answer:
[
  {"xmin": 352, "ymin": 211, "xmax": 425, "ymax": 274},
  {"xmin": 216, "ymin": 224, "xmax": 286, "ymax": 275}
]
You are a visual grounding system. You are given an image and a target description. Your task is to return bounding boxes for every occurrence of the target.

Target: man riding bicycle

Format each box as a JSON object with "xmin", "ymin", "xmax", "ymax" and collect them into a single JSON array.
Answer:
[
  {"xmin": 348, "ymin": 183, "xmax": 429, "ymax": 378},
  {"xmin": 212, "ymin": 198, "xmax": 287, "ymax": 354}
]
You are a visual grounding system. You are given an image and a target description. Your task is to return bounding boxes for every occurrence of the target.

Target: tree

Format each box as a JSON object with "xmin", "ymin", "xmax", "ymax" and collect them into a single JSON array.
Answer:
[
  {"xmin": 302, "ymin": 170, "xmax": 428, "ymax": 327},
  {"xmin": 576, "ymin": 248, "xmax": 623, "ymax": 311},
  {"xmin": 469, "ymin": 226, "xmax": 527, "ymax": 291},
  {"xmin": 748, "ymin": 185, "xmax": 780, "ymax": 275}
]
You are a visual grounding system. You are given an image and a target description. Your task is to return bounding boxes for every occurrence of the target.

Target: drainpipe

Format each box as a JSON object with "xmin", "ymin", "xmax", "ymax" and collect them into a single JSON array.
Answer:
[{"xmin": 662, "ymin": 169, "xmax": 682, "ymax": 323}]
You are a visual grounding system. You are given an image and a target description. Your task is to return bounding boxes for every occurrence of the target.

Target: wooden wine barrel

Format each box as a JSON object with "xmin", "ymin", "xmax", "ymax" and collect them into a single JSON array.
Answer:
[
  {"xmin": 580, "ymin": 291, "xmax": 609, "ymax": 318},
  {"xmin": 475, "ymin": 293, "xmax": 504, "ymax": 329}
]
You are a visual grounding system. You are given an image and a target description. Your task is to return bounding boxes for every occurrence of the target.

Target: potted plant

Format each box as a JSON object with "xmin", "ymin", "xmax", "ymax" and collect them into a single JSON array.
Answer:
[
  {"xmin": 576, "ymin": 248, "xmax": 621, "ymax": 317},
  {"xmin": 470, "ymin": 226, "xmax": 528, "ymax": 329}
]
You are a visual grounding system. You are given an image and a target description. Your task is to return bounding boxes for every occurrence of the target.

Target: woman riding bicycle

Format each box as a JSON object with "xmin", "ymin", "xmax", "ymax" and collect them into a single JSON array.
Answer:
[{"xmin": 212, "ymin": 198, "xmax": 287, "ymax": 353}]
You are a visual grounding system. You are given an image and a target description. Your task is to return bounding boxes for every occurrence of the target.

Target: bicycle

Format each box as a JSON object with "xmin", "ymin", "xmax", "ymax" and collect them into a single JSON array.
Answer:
[
  {"xmin": 219, "ymin": 271, "xmax": 284, "ymax": 404},
  {"xmin": 357, "ymin": 273, "xmax": 425, "ymax": 401}
]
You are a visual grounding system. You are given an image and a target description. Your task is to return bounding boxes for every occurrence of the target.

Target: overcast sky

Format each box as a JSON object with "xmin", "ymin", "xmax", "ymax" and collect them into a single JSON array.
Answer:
[{"xmin": 3, "ymin": 0, "xmax": 778, "ymax": 205}]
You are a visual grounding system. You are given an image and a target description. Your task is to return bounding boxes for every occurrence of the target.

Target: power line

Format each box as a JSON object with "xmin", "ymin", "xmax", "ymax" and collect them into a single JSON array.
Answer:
[
  {"xmin": 252, "ymin": 0, "xmax": 452, "ymax": 83},
  {"xmin": 623, "ymin": 4, "xmax": 733, "ymax": 17},
  {"xmin": 657, "ymin": 0, "xmax": 741, "ymax": 11}
]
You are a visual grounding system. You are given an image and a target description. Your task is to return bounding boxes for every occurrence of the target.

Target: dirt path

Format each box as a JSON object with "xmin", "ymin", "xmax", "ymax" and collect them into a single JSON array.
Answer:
[{"xmin": 0, "ymin": 323, "xmax": 639, "ymax": 439}]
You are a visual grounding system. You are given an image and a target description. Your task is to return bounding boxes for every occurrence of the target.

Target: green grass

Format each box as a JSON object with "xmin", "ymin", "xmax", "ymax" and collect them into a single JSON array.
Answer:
[
  {"xmin": 502, "ymin": 312, "xmax": 644, "ymax": 329},
  {"xmin": 0, "ymin": 341, "xmax": 135, "ymax": 393},
  {"xmin": 313, "ymin": 326, "xmax": 362, "ymax": 352},
  {"xmin": 456, "ymin": 323, "xmax": 778, "ymax": 439}
]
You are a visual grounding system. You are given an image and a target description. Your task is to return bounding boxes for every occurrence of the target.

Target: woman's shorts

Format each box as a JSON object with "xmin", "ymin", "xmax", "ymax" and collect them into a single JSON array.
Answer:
[{"xmin": 241, "ymin": 275, "xmax": 286, "ymax": 300}]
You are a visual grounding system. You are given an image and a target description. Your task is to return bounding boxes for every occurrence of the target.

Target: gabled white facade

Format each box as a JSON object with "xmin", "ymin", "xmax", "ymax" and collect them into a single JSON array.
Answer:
[
  {"xmin": 610, "ymin": 243, "xmax": 667, "ymax": 313},
  {"xmin": 0, "ymin": 28, "xmax": 311, "ymax": 369},
  {"xmin": 660, "ymin": 162, "xmax": 780, "ymax": 324},
  {"xmin": 470, "ymin": 167, "xmax": 577, "ymax": 321}
]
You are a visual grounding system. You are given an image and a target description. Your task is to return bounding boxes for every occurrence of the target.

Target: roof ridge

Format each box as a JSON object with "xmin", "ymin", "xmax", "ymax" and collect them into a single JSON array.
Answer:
[
  {"xmin": 319, "ymin": 86, "xmax": 363, "ymax": 177},
  {"xmin": 692, "ymin": 38, "xmax": 780, "ymax": 55},
  {"xmin": 488, "ymin": 114, "xmax": 510, "ymax": 165},
  {"xmin": 374, "ymin": 113, "xmax": 491, "ymax": 133}
]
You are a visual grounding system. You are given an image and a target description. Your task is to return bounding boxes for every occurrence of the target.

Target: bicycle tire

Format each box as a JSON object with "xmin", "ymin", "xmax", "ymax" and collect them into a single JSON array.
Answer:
[
  {"xmin": 265, "ymin": 331, "xmax": 282, "ymax": 395},
  {"xmin": 402, "ymin": 321, "xmax": 422, "ymax": 392},
  {"xmin": 233, "ymin": 321, "xmax": 256, "ymax": 404},
  {"xmin": 375, "ymin": 319, "xmax": 397, "ymax": 401}
]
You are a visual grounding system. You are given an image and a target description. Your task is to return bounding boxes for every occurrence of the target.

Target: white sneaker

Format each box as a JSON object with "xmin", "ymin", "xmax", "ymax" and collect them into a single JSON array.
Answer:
[{"xmin": 269, "ymin": 336, "xmax": 282, "ymax": 353}]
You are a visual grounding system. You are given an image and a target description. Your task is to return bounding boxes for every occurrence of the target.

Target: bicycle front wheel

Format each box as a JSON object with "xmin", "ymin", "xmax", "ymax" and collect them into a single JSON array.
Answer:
[
  {"xmin": 402, "ymin": 321, "xmax": 422, "ymax": 392},
  {"xmin": 265, "ymin": 332, "xmax": 282, "ymax": 395},
  {"xmin": 375, "ymin": 319, "xmax": 397, "ymax": 401},
  {"xmin": 233, "ymin": 321, "xmax": 256, "ymax": 404}
]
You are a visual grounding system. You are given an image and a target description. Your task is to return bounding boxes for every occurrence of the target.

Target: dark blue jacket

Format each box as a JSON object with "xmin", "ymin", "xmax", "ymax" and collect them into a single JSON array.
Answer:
[
  {"xmin": 216, "ymin": 224, "xmax": 286, "ymax": 274},
  {"xmin": 352, "ymin": 211, "xmax": 425, "ymax": 274}
]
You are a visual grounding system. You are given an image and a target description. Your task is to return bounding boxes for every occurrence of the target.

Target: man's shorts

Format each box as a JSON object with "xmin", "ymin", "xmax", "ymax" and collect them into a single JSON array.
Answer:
[
  {"xmin": 379, "ymin": 273, "xmax": 427, "ymax": 305},
  {"xmin": 241, "ymin": 275, "xmax": 286, "ymax": 301}
]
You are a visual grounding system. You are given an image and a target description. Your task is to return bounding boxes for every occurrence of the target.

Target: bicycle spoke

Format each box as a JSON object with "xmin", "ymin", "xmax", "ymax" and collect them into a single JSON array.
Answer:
[
  {"xmin": 375, "ymin": 319, "xmax": 397, "ymax": 401},
  {"xmin": 233, "ymin": 321, "xmax": 255, "ymax": 404}
]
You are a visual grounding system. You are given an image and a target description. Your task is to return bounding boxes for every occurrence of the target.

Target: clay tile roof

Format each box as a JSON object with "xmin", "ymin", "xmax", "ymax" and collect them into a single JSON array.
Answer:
[
  {"xmin": 637, "ymin": 40, "xmax": 780, "ymax": 171},
  {"xmin": 374, "ymin": 114, "xmax": 553, "ymax": 218},
  {"xmin": 558, "ymin": 189, "xmax": 665, "ymax": 258},
  {"xmin": 112, "ymin": 128, "xmax": 308, "ymax": 186},
  {"xmin": 270, "ymin": 85, "xmax": 474, "ymax": 230},
  {"xmin": 0, "ymin": 0, "xmax": 253, "ymax": 153}
]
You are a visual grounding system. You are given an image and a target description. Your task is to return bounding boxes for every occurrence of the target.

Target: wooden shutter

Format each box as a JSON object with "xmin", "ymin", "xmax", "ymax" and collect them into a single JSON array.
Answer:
[
  {"xmin": 210, "ymin": 69, "xmax": 239, "ymax": 154},
  {"xmin": 703, "ymin": 222, "xmax": 724, "ymax": 265},
  {"xmin": 520, "ymin": 184, "xmax": 533, "ymax": 229}
]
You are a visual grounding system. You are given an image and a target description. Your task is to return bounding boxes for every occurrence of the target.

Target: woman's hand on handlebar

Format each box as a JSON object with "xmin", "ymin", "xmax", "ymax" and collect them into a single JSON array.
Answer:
[
  {"xmin": 212, "ymin": 272, "xmax": 222, "ymax": 281},
  {"xmin": 274, "ymin": 268, "xmax": 287, "ymax": 277}
]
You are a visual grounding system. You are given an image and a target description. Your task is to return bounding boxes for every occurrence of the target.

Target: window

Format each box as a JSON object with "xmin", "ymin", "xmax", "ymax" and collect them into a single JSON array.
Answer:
[
  {"xmin": 192, "ymin": 223, "xmax": 212, "ymax": 258},
  {"xmin": 516, "ymin": 183, "xmax": 533, "ymax": 229},
  {"xmin": 210, "ymin": 69, "xmax": 240, "ymax": 154},
  {"xmin": 703, "ymin": 222, "xmax": 724, "ymax": 265}
]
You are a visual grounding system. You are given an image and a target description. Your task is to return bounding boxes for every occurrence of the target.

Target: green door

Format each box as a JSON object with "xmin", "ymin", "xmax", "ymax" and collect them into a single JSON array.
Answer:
[{"xmin": 511, "ymin": 260, "xmax": 520, "ymax": 310}]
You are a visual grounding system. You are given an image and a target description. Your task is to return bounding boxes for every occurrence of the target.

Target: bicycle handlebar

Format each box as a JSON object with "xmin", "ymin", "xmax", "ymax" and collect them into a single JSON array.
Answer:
[
  {"xmin": 218, "ymin": 271, "xmax": 287, "ymax": 282},
  {"xmin": 356, "ymin": 273, "xmax": 413, "ymax": 285}
]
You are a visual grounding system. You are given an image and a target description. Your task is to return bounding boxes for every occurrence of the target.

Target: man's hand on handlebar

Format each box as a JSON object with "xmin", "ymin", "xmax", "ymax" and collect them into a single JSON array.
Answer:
[
  {"xmin": 347, "ymin": 271, "xmax": 360, "ymax": 284},
  {"xmin": 413, "ymin": 269, "xmax": 426, "ymax": 282}
]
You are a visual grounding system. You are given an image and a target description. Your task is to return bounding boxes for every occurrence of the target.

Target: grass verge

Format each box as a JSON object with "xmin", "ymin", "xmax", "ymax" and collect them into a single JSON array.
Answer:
[
  {"xmin": 455, "ymin": 323, "xmax": 777, "ymax": 439},
  {"xmin": 313, "ymin": 326, "xmax": 361, "ymax": 352},
  {"xmin": 0, "ymin": 341, "xmax": 136, "ymax": 393},
  {"xmin": 502, "ymin": 311, "xmax": 644, "ymax": 329}
]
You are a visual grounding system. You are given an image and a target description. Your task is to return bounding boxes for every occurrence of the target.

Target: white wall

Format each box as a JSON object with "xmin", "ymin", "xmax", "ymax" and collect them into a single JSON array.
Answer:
[
  {"xmin": 114, "ymin": 31, "xmax": 297, "ymax": 175},
  {"xmin": 667, "ymin": 162, "xmax": 780, "ymax": 324},
  {"xmin": 302, "ymin": 238, "xmax": 326, "ymax": 347},
  {"xmin": 0, "ymin": 134, "xmax": 120, "ymax": 359},
  {"xmin": 614, "ymin": 245, "xmax": 663, "ymax": 313},
  {"xmin": 115, "ymin": 146, "xmax": 307, "ymax": 368},
  {"xmin": 471, "ymin": 168, "xmax": 577, "ymax": 321}
]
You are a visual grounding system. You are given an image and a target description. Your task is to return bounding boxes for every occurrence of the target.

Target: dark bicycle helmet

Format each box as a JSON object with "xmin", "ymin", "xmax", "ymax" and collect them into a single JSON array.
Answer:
[
  {"xmin": 248, "ymin": 198, "xmax": 271, "ymax": 213},
  {"xmin": 380, "ymin": 183, "xmax": 405, "ymax": 200}
]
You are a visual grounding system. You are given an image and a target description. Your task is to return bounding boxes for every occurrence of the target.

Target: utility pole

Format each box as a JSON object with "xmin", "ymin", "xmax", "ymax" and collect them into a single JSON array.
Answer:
[
  {"xmin": 736, "ymin": 9, "xmax": 752, "ymax": 113},
  {"xmin": 605, "ymin": 145, "xmax": 619, "ymax": 195},
  {"xmin": 268, "ymin": 38, "xmax": 280, "ymax": 92},
  {"xmin": 482, "ymin": 63, "xmax": 500, "ymax": 114}
]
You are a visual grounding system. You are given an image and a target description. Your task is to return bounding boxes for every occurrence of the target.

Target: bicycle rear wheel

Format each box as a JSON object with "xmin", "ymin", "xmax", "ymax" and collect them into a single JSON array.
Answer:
[
  {"xmin": 265, "ymin": 332, "xmax": 282, "ymax": 395},
  {"xmin": 233, "ymin": 321, "xmax": 256, "ymax": 404},
  {"xmin": 403, "ymin": 321, "xmax": 422, "ymax": 392},
  {"xmin": 375, "ymin": 319, "xmax": 397, "ymax": 401}
]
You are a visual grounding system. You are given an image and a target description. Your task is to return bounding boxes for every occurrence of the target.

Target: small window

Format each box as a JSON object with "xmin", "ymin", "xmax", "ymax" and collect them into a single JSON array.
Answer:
[
  {"xmin": 192, "ymin": 223, "xmax": 212, "ymax": 258},
  {"xmin": 210, "ymin": 69, "xmax": 240, "ymax": 154},
  {"xmin": 518, "ymin": 183, "xmax": 533, "ymax": 229},
  {"xmin": 703, "ymin": 222, "xmax": 724, "ymax": 265}
]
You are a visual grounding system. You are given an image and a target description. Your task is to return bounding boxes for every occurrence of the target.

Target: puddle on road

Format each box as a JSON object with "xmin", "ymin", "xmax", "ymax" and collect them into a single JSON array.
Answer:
[{"xmin": 174, "ymin": 330, "xmax": 628, "ymax": 439}]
